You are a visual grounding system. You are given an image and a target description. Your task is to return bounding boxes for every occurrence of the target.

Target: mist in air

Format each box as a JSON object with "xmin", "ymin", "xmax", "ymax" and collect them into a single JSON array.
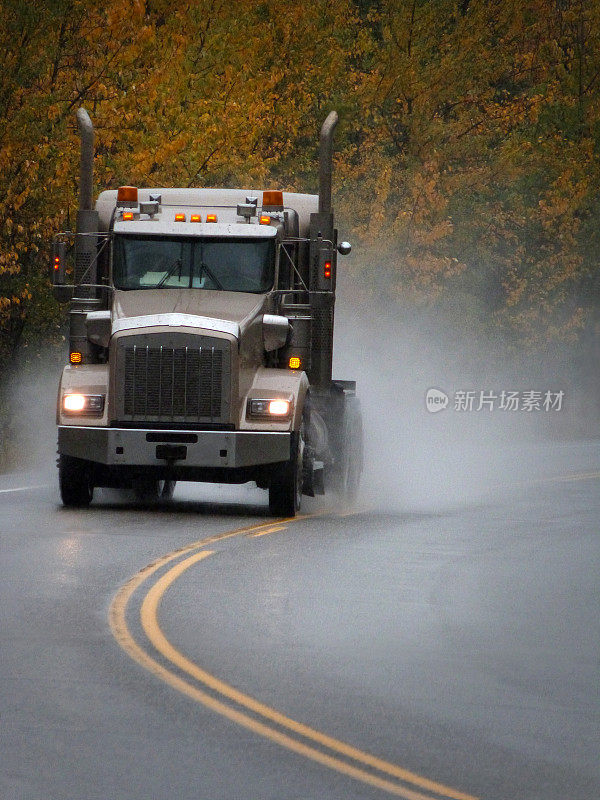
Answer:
[
  {"xmin": 0, "ymin": 347, "xmax": 64, "ymax": 482},
  {"xmin": 332, "ymin": 260, "xmax": 592, "ymax": 514},
  {"xmin": 0, "ymin": 260, "xmax": 594, "ymax": 516}
]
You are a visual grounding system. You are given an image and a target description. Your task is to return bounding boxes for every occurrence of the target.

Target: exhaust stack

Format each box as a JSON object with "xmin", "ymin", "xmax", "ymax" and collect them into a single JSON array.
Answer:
[
  {"xmin": 73, "ymin": 107, "xmax": 99, "ymax": 293},
  {"xmin": 77, "ymin": 108, "xmax": 94, "ymax": 212},
  {"xmin": 318, "ymin": 111, "xmax": 339, "ymax": 214},
  {"xmin": 70, "ymin": 108, "xmax": 100, "ymax": 361},
  {"xmin": 309, "ymin": 110, "xmax": 339, "ymax": 390}
]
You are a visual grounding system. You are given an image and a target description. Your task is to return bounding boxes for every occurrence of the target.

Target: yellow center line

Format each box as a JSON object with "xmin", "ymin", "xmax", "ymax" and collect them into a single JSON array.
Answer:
[
  {"xmin": 110, "ymin": 515, "xmax": 477, "ymax": 800},
  {"xmin": 249, "ymin": 525, "xmax": 287, "ymax": 538}
]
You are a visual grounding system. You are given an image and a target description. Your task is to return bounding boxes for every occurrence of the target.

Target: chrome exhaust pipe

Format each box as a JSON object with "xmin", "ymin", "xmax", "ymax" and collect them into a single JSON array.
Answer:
[
  {"xmin": 76, "ymin": 107, "xmax": 94, "ymax": 212},
  {"xmin": 318, "ymin": 111, "xmax": 338, "ymax": 214},
  {"xmin": 73, "ymin": 108, "xmax": 99, "ymax": 309}
]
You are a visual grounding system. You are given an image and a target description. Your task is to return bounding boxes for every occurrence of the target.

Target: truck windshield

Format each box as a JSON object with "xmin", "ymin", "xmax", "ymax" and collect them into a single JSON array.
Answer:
[{"xmin": 112, "ymin": 235, "xmax": 275, "ymax": 293}]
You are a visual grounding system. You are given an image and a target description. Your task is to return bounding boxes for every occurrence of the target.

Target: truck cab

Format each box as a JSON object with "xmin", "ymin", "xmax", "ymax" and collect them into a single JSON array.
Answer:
[{"xmin": 53, "ymin": 111, "xmax": 362, "ymax": 516}]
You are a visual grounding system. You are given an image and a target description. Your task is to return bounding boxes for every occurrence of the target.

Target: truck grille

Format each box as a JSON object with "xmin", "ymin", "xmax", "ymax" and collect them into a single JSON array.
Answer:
[{"xmin": 114, "ymin": 333, "xmax": 231, "ymax": 424}]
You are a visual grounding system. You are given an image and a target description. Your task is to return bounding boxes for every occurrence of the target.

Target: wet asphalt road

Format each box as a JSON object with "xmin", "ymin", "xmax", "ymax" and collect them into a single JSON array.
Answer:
[{"xmin": 1, "ymin": 441, "xmax": 599, "ymax": 800}]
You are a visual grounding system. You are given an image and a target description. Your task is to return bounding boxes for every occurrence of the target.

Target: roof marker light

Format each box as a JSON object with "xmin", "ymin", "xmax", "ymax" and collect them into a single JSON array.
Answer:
[
  {"xmin": 174, "ymin": 213, "xmax": 186, "ymax": 222},
  {"xmin": 117, "ymin": 186, "xmax": 138, "ymax": 204},
  {"xmin": 262, "ymin": 190, "xmax": 284, "ymax": 210},
  {"xmin": 206, "ymin": 214, "xmax": 217, "ymax": 223},
  {"xmin": 190, "ymin": 214, "xmax": 201, "ymax": 222}
]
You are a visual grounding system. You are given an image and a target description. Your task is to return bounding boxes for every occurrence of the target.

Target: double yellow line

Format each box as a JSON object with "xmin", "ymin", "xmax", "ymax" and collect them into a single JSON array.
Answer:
[{"xmin": 109, "ymin": 516, "xmax": 477, "ymax": 800}]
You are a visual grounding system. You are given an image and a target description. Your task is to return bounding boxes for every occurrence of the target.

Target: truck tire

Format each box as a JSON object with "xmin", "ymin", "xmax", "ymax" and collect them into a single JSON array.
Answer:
[
  {"xmin": 59, "ymin": 455, "xmax": 94, "ymax": 507},
  {"xmin": 269, "ymin": 429, "xmax": 304, "ymax": 517},
  {"xmin": 336, "ymin": 396, "xmax": 363, "ymax": 501}
]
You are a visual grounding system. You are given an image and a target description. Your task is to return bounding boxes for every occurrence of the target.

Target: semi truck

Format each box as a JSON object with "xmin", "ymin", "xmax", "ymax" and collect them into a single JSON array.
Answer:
[{"xmin": 52, "ymin": 108, "xmax": 362, "ymax": 516}]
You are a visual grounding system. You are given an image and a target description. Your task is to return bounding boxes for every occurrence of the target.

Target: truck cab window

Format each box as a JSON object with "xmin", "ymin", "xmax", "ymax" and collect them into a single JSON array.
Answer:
[{"xmin": 113, "ymin": 235, "xmax": 275, "ymax": 293}]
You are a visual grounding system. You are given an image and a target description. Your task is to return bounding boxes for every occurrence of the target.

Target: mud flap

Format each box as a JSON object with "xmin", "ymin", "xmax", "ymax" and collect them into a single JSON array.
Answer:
[{"xmin": 302, "ymin": 452, "xmax": 325, "ymax": 496}]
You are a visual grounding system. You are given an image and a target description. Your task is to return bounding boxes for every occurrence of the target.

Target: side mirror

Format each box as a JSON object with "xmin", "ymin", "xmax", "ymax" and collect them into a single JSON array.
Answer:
[
  {"xmin": 337, "ymin": 241, "xmax": 351, "ymax": 256},
  {"xmin": 262, "ymin": 314, "xmax": 290, "ymax": 352},
  {"xmin": 86, "ymin": 310, "xmax": 111, "ymax": 348}
]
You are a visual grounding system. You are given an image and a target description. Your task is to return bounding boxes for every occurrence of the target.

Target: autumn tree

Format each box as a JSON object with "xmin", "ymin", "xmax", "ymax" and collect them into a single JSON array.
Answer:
[{"xmin": 335, "ymin": 0, "xmax": 600, "ymax": 358}]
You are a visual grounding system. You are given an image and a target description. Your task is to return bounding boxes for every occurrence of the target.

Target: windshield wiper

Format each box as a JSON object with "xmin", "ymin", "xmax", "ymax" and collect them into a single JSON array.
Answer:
[
  {"xmin": 199, "ymin": 261, "xmax": 224, "ymax": 290},
  {"xmin": 155, "ymin": 258, "xmax": 182, "ymax": 288}
]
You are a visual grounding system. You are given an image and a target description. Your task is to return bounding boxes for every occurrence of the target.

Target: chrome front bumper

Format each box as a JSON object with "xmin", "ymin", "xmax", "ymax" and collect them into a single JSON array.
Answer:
[{"xmin": 57, "ymin": 426, "xmax": 291, "ymax": 468}]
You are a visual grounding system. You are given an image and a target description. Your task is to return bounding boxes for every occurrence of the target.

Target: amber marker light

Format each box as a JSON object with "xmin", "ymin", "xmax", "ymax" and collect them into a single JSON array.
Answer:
[
  {"xmin": 262, "ymin": 190, "xmax": 284, "ymax": 209},
  {"xmin": 117, "ymin": 185, "xmax": 138, "ymax": 203},
  {"xmin": 63, "ymin": 393, "xmax": 86, "ymax": 412},
  {"xmin": 190, "ymin": 214, "xmax": 201, "ymax": 222},
  {"xmin": 288, "ymin": 356, "xmax": 301, "ymax": 369},
  {"xmin": 259, "ymin": 215, "xmax": 271, "ymax": 225},
  {"xmin": 174, "ymin": 213, "xmax": 186, "ymax": 222},
  {"xmin": 70, "ymin": 352, "xmax": 82, "ymax": 364},
  {"xmin": 122, "ymin": 211, "xmax": 134, "ymax": 221},
  {"xmin": 206, "ymin": 214, "xmax": 218, "ymax": 223}
]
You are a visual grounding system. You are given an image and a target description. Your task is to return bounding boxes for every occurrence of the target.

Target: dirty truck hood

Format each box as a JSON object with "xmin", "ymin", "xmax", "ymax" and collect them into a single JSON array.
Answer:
[{"xmin": 112, "ymin": 289, "xmax": 267, "ymax": 338}]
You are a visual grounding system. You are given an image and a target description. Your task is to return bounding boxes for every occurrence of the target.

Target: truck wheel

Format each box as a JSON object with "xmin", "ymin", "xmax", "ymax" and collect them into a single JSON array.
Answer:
[
  {"xmin": 269, "ymin": 429, "xmax": 304, "ymax": 517},
  {"xmin": 337, "ymin": 396, "xmax": 363, "ymax": 502},
  {"xmin": 59, "ymin": 455, "xmax": 94, "ymax": 507}
]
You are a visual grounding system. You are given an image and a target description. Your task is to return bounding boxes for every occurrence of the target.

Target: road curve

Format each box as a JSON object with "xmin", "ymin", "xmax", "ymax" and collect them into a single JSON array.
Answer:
[{"xmin": 1, "ymin": 440, "xmax": 599, "ymax": 800}]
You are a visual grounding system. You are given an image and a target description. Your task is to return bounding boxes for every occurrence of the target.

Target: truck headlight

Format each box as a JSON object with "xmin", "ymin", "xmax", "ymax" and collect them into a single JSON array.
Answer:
[
  {"xmin": 248, "ymin": 398, "xmax": 291, "ymax": 418},
  {"xmin": 63, "ymin": 393, "xmax": 105, "ymax": 415}
]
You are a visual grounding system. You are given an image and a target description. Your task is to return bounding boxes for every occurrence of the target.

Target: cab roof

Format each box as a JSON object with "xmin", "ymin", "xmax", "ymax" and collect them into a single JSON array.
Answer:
[{"xmin": 96, "ymin": 188, "xmax": 319, "ymax": 235}]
